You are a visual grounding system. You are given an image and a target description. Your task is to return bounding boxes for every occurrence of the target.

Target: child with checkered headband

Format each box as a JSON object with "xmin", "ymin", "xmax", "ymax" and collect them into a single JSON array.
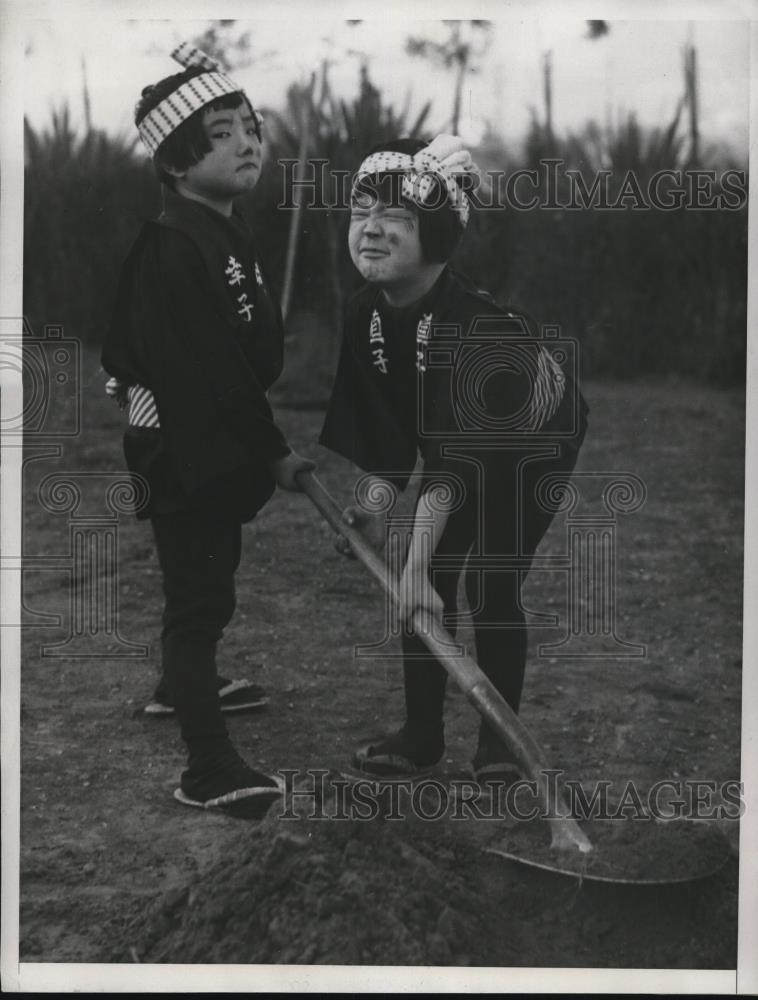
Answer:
[{"xmin": 102, "ymin": 44, "xmax": 314, "ymax": 817}]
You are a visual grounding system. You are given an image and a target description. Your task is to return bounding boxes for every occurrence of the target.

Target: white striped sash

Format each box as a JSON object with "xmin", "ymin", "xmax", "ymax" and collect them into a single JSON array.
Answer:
[
  {"xmin": 126, "ymin": 384, "xmax": 160, "ymax": 428},
  {"xmin": 105, "ymin": 378, "xmax": 160, "ymax": 428}
]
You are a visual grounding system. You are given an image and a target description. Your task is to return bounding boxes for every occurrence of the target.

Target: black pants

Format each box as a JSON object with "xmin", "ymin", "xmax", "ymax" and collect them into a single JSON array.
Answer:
[
  {"xmin": 402, "ymin": 441, "xmax": 581, "ymax": 756},
  {"xmin": 150, "ymin": 511, "xmax": 242, "ymax": 756}
]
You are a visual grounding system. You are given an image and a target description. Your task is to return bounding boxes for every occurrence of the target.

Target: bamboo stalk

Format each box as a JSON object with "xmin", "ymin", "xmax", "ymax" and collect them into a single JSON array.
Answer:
[{"xmin": 280, "ymin": 72, "xmax": 316, "ymax": 324}]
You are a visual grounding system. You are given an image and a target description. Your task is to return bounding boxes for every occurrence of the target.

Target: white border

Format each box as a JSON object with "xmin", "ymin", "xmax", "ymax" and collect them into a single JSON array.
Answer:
[
  {"xmin": 736, "ymin": 14, "xmax": 758, "ymax": 1000},
  {"xmin": 11, "ymin": 965, "xmax": 742, "ymax": 993},
  {"xmin": 1, "ymin": 0, "xmax": 755, "ymax": 993},
  {"xmin": 0, "ymin": 3, "xmax": 25, "ymax": 995}
]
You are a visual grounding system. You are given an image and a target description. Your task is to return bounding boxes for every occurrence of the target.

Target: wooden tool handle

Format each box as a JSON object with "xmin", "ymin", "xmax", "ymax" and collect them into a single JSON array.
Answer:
[{"xmin": 297, "ymin": 470, "xmax": 591, "ymax": 854}]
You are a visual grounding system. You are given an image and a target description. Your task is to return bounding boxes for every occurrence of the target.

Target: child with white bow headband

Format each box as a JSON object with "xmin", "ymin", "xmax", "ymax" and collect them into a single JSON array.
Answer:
[
  {"xmin": 353, "ymin": 133, "xmax": 481, "ymax": 227},
  {"xmin": 321, "ymin": 134, "xmax": 588, "ymax": 784}
]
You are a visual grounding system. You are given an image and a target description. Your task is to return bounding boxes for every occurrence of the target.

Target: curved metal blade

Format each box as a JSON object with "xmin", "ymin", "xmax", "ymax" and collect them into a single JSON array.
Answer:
[{"xmin": 486, "ymin": 818, "xmax": 732, "ymax": 885}]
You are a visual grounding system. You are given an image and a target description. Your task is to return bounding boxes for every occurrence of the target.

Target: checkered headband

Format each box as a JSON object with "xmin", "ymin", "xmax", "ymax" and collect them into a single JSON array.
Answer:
[
  {"xmin": 137, "ymin": 42, "xmax": 262, "ymax": 156},
  {"xmin": 353, "ymin": 136, "xmax": 475, "ymax": 227}
]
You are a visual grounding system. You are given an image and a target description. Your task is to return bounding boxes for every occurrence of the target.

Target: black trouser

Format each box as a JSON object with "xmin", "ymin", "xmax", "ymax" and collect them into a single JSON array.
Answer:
[
  {"xmin": 402, "ymin": 441, "xmax": 581, "ymax": 758},
  {"xmin": 150, "ymin": 511, "xmax": 242, "ymax": 758}
]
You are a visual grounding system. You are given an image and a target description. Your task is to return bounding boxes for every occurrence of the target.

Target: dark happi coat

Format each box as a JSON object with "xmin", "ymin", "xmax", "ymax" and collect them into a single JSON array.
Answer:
[
  {"xmin": 102, "ymin": 189, "xmax": 289, "ymax": 520},
  {"xmin": 320, "ymin": 268, "xmax": 588, "ymax": 517}
]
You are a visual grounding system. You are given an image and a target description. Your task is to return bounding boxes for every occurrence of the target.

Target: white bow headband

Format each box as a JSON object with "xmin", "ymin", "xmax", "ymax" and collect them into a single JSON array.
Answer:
[
  {"xmin": 353, "ymin": 135, "xmax": 478, "ymax": 227},
  {"xmin": 137, "ymin": 42, "xmax": 262, "ymax": 157}
]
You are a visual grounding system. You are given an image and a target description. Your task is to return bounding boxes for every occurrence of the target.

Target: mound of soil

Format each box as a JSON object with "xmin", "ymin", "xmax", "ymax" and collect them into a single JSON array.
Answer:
[
  {"xmin": 113, "ymin": 781, "xmax": 739, "ymax": 968},
  {"xmin": 118, "ymin": 804, "xmax": 495, "ymax": 966}
]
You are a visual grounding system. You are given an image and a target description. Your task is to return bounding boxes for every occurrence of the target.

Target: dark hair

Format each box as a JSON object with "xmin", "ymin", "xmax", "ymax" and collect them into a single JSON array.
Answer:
[
  {"xmin": 354, "ymin": 138, "xmax": 464, "ymax": 264},
  {"xmin": 135, "ymin": 66, "xmax": 259, "ymax": 189}
]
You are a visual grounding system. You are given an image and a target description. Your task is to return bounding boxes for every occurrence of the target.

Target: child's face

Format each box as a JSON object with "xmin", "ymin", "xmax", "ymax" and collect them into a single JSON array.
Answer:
[
  {"xmin": 178, "ymin": 103, "xmax": 262, "ymax": 201},
  {"xmin": 348, "ymin": 190, "xmax": 425, "ymax": 287}
]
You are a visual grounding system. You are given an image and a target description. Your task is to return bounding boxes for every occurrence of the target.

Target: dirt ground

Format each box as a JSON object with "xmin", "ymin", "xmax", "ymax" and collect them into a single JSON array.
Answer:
[{"xmin": 17, "ymin": 359, "xmax": 744, "ymax": 969}]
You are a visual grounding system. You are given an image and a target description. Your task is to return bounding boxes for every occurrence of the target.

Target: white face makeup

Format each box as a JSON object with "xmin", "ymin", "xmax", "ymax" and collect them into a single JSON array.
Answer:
[
  {"xmin": 171, "ymin": 104, "xmax": 263, "ymax": 212},
  {"xmin": 348, "ymin": 190, "xmax": 425, "ymax": 289}
]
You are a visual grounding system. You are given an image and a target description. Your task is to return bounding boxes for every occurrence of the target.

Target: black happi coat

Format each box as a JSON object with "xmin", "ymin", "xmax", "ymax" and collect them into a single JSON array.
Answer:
[
  {"xmin": 102, "ymin": 190, "xmax": 290, "ymax": 521},
  {"xmin": 320, "ymin": 268, "xmax": 588, "ymax": 528}
]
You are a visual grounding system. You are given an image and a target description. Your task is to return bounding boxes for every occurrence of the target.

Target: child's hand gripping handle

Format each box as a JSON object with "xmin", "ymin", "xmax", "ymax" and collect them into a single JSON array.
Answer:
[
  {"xmin": 273, "ymin": 452, "xmax": 316, "ymax": 491},
  {"xmin": 295, "ymin": 470, "xmax": 396, "ymax": 599}
]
